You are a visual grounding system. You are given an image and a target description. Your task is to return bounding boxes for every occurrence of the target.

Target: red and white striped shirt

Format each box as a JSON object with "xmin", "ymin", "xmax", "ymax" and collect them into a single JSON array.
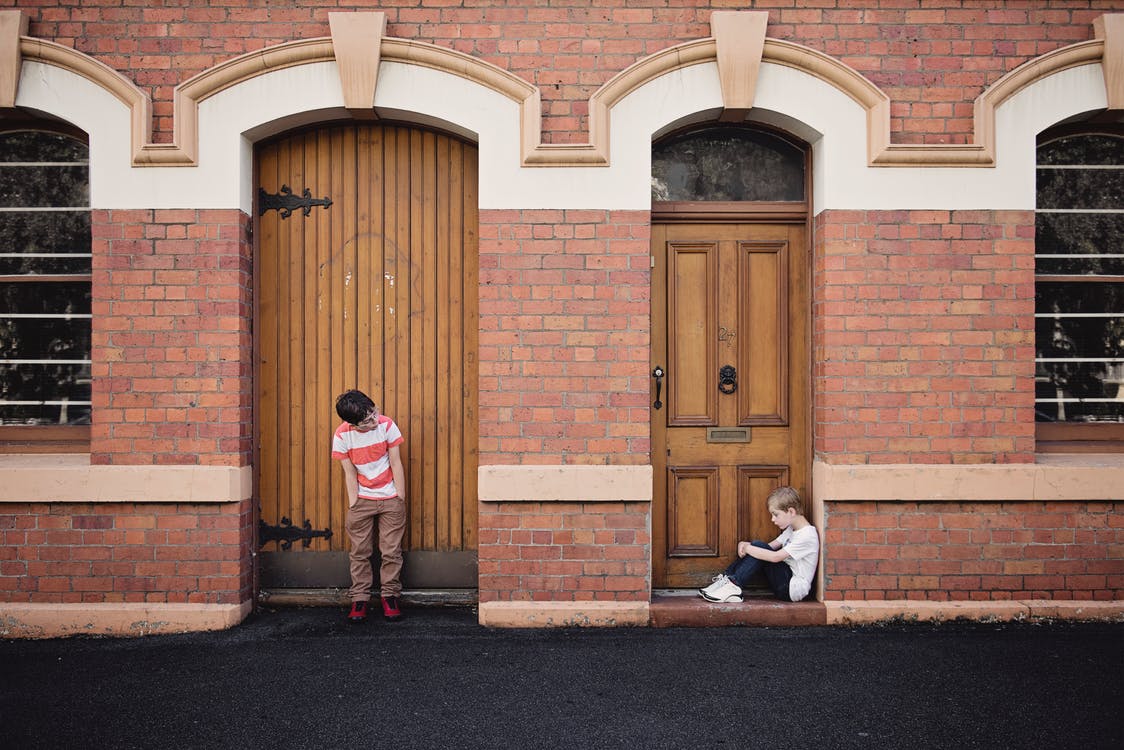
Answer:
[{"xmin": 331, "ymin": 415, "xmax": 404, "ymax": 500}]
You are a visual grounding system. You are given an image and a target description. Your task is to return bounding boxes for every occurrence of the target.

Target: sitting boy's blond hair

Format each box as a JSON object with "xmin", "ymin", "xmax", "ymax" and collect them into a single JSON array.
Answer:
[{"xmin": 766, "ymin": 486, "xmax": 803, "ymax": 515}]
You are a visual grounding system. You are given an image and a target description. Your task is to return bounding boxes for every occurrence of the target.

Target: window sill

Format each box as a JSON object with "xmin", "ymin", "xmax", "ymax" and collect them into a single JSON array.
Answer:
[
  {"xmin": 813, "ymin": 455, "xmax": 1124, "ymax": 502},
  {"xmin": 0, "ymin": 454, "xmax": 251, "ymax": 504}
]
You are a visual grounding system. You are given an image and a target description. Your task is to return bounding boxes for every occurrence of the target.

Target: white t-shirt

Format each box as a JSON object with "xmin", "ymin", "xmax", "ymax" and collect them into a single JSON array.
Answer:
[{"xmin": 773, "ymin": 524, "xmax": 820, "ymax": 602}]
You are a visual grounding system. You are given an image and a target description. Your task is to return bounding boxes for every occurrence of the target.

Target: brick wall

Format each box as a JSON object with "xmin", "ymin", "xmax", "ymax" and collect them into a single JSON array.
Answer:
[
  {"xmin": 22, "ymin": 2, "xmax": 1117, "ymax": 145},
  {"xmin": 814, "ymin": 209, "xmax": 1036, "ymax": 464},
  {"xmin": 0, "ymin": 500, "xmax": 253, "ymax": 605},
  {"xmin": 91, "ymin": 209, "xmax": 253, "ymax": 466},
  {"xmin": 478, "ymin": 501, "xmax": 650, "ymax": 603},
  {"xmin": 478, "ymin": 209, "xmax": 650, "ymax": 465},
  {"xmin": 823, "ymin": 501, "xmax": 1124, "ymax": 601}
]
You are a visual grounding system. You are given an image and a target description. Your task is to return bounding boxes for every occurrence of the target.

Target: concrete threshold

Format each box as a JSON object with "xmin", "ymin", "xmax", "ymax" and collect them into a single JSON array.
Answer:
[
  {"xmin": 650, "ymin": 589, "xmax": 826, "ymax": 627},
  {"xmin": 259, "ymin": 588, "xmax": 478, "ymax": 608}
]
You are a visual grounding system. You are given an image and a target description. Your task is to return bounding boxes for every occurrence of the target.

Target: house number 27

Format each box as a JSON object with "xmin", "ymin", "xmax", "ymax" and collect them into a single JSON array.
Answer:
[{"xmin": 719, "ymin": 327, "xmax": 736, "ymax": 342}]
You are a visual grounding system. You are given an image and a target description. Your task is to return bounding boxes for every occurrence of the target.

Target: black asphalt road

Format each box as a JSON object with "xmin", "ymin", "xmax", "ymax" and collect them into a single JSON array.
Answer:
[{"xmin": 2, "ymin": 606, "xmax": 1122, "ymax": 750}]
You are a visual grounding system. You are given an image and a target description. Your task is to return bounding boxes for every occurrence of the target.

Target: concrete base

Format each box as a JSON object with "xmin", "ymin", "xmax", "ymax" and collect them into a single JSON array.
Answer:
[
  {"xmin": 0, "ymin": 600, "xmax": 253, "ymax": 639},
  {"xmin": 478, "ymin": 600, "xmax": 649, "ymax": 627},
  {"xmin": 825, "ymin": 599, "xmax": 1124, "ymax": 624},
  {"xmin": 649, "ymin": 593, "xmax": 1124, "ymax": 627}
]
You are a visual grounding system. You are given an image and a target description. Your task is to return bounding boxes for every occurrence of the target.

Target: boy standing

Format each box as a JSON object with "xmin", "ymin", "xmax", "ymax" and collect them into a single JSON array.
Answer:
[
  {"xmin": 331, "ymin": 389, "xmax": 407, "ymax": 623},
  {"xmin": 699, "ymin": 486, "xmax": 819, "ymax": 603}
]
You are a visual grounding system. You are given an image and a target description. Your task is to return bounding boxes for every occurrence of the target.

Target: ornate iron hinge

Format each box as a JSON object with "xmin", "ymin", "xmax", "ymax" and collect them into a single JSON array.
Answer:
[
  {"xmin": 259, "ymin": 517, "xmax": 333, "ymax": 550},
  {"xmin": 258, "ymin": 185, "xmax": 332, "ymax": 218}
]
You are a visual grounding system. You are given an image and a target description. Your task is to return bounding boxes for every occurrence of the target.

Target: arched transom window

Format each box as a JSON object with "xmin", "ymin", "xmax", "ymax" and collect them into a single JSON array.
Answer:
[{"xmin": 651, "ymin": 126, "xmax": 805, "ymax": 203}]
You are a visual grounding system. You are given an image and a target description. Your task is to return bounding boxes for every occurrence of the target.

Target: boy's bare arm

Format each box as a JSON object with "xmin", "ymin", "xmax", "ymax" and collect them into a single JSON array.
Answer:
[
  {"xmin": 340, "ymin": 458, "xmax": 360, "ymax": 508},
  {"xmin": 389, "ymin": 444, "xmax": 407, "ymax": 502}
]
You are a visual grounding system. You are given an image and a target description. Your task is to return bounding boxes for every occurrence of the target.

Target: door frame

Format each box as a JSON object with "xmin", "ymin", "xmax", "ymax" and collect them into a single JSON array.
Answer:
[
  {"xmin": 250, "ymin": 120, "xmax": 481, "ymax": 593},
  {"xmin": 650, "ymin": 200, "xmax": 813, "ymax": 588}
]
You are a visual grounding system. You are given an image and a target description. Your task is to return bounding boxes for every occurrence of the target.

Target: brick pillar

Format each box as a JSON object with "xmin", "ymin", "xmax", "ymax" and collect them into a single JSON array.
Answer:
[
  {"xmin": 91, "ymin": 209, "xmax": 253, "ymax": 466},
  {"xmin": 3, "ymin": 208, "xmax": 261, "ymax": 619},
  {"xmin": 813, "ymin": 209, "xmax": 1036, "ymax": 464},
  {"xmin": 475, "ymin": 210, "xmax": 652, "ymax": 622},
  {"xmin": 477, "ymin": 209, "xmax": 651, "ymax": 465}
]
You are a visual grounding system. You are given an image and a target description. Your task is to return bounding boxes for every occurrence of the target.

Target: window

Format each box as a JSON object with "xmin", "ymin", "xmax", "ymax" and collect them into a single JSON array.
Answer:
[
  {"xmin": 0, "ymin": 129, "xmax": 91, "ymax": 452},
  {"xmin": 1035, "ymin": 131, "xmax": 1124, "ymax": 450},
  {"xmin": 651, "ymin": 126, "xmax": 805, "ymax": 203}
]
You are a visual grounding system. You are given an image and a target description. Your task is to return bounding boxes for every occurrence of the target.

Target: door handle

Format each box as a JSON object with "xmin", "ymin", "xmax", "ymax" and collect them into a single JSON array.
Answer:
[
  {"xmin": 718, "ymin": 364, "xmax": 737, "ymax": 394},
  {"xmin": 652, "ymin": 366, "xmax": 665, "ymax": 410}
]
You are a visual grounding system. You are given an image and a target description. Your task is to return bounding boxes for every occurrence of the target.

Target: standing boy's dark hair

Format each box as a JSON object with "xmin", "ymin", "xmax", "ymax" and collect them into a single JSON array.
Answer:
[
  {"xmin": 766, "ymin": 486, "xmax": 803, "ymax": 515},
  {"xmin": 335, "ymin": 389, "xmax": 375, "ymax": 425}
]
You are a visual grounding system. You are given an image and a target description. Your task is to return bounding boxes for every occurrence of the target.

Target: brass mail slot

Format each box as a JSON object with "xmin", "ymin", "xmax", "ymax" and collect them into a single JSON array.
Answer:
[{"xmin": 706, "ymin": 427, "xmax": 751, "ymax": 443}]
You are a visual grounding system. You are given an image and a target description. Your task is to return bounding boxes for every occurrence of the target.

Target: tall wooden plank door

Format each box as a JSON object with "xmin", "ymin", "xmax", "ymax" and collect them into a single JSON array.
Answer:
[
  {"xmin": 651, "ymin": 222, "xmax": 809, "ymax": 588},
  {"xmin": 255, "ymin": 124, "xmax": 479, "ymax": 590}
]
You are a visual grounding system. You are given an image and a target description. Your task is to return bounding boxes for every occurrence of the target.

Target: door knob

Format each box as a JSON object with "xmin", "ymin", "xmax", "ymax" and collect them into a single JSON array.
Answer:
[{"xmin": 652, "ymin": 366, "xmax": 665, "ymax": 409}]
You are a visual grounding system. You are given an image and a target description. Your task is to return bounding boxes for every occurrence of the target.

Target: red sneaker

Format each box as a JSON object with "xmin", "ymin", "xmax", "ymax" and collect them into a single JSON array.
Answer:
[
  {"xmin": 347, "ymin": 600, "xmax": 368, "ymax": 622},
  {"xmin": 381, "ymin": 596, "xmax": 402, "ymax": 621}
]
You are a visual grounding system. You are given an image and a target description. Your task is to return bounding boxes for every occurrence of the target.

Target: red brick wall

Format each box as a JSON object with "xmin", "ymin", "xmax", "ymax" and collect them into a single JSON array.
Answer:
[
  {"xmin": 478, "ymin": 209, "xmax": 650, "ymax": 465},
  {"xmin": 22, "ymin": 2, "xmax": 1116, "ymax": 145},
  {"xmin": 823, "ymin": 501, "xmax": 1124, "ymax": 601},
  {"xmin": 478, "ymin": 501, "xmax": 649, "ymax": 603},
  {"xmin": 91, "ymin": 209, "xmax": 253, "ymax": 466},
  {"xmin": 814, "ymin": 209, "xmax": 1036, "ymax": 464},
  {"xmin": 0, "ymin": 500, "xmax": 253, "ymax": 605}
]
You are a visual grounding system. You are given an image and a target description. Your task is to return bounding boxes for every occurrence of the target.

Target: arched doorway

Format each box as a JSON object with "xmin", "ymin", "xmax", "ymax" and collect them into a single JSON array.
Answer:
[
  {"xmin": 255, "ymin": 123, "xmax": 479, "ymax": 591},
  {"xmin": 650, "ymin": 125, "xmax": 811, "ymax": 588}
]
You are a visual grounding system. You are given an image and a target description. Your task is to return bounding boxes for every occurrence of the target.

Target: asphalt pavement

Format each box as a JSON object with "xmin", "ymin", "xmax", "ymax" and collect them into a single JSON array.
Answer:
[{"xmin": 2, "ymin": 604, "xmax": 1122, "ymax": 750}]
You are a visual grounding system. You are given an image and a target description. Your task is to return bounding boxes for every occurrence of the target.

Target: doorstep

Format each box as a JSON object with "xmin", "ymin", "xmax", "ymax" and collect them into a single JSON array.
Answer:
[
  {"xmin": 650, "ymin": 589, "xmax": 826, "ymax": 627},
  {"xmin": 259, "ymin": 588, "xmax": 478, "ymax": 608}
]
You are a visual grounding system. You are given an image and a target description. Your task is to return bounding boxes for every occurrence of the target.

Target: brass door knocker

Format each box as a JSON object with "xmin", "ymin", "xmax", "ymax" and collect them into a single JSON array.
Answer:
[{"xmin": 718, "ymin": 365, "xmax": 737, "ymax": 394}]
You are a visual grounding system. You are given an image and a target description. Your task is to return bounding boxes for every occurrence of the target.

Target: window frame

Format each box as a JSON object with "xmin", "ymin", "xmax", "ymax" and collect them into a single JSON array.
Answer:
[
  {"xmin": 1035, "ymin": 124, "xmax": 1124, "ymax": 452},
  {"xmin": 0, "ymin": 120, "xmax": 92, "ymax": 454}
]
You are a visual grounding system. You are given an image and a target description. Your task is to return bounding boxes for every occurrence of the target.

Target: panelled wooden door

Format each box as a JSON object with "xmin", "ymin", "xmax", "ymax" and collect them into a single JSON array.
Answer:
[
  {"xmin": 255, "ymin": 124, "xmax": 478, "ymax": 588},
  {"xmin": 651, "ymin": 222, "xmax": 809, "ymax": 588}
]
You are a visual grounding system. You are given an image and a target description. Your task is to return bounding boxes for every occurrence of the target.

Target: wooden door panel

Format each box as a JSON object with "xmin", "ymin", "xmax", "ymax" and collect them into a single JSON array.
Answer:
[
  {"xmin": 256, "ymin": 124, "xmax": 478, "ymax": 587},
  {"xmin": 737, "ymin": 466, "xmax": 790, "ymax": 550},
  {"xmin": 668, "ymin": 242, "xmax": 717, "ymax": 425},
  {"xmin": 739, "ymin": 241, "xmax": 788, "ymax": 425},
  {"xmin": 666, "ymin": 467, "xmax": 720, "ymax": 556}
]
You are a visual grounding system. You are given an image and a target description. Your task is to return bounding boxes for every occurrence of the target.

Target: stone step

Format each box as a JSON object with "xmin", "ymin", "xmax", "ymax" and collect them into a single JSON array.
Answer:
[{"xmin": 650, "ymin": 590, "xmax": 826, "ymax": 627}]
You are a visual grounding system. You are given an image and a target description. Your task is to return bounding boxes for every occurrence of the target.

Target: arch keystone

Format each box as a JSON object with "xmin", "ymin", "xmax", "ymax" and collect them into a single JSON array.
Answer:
[
  {"xmin": 1094, "ymin": 14, "xmax": 1124, "ymax": 110},
  {"xmin": 329, "ymin": 11, "xmax": 386, "ymax": 119},
  {"xmin": 710, "ymin": 10, "xmax": 769, "ymax": 122},
  {"xmin": 0, "ymin": 10, "xmax": 28, "ymax": 108}
]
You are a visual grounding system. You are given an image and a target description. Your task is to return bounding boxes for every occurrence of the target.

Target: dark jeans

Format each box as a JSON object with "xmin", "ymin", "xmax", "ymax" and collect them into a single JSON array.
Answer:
[{"xmin": 724, "ymin": 541, "xmax": 793, "ymax": 601}]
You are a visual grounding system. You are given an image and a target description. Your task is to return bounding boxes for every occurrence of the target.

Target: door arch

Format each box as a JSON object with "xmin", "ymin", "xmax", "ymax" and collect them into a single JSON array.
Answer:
[
  {"xmin": 651, "ymin": 125, "xmax": 811, "ymax": 589},
  {"xmin": 255, "ymin": 123, "xmax": 479, "ymax": 590}
]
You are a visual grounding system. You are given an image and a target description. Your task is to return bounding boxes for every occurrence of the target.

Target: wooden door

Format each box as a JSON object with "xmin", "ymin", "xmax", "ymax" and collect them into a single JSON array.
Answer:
[
  {"xmin": 255, "ymin": 124, "xmax": 478, "ymax": 589},
  {"xmin": 651, "ymin": 222, "xmax": 809, "ymax": 588}
]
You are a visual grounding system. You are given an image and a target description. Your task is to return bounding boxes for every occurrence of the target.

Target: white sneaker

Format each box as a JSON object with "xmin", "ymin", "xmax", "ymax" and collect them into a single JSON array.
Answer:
[
  {"xmin": 699, "ymin": 574, "xmax": 731, "ymax": 598},
  {"xmin": 701, "ymin": 578, "xmax": 743, "ymax": 603}
]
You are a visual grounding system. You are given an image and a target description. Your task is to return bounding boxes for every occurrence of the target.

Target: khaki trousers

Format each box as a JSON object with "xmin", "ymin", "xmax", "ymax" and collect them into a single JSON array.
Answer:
[{"xmin": 345, "ymin": 496, "xmax": 406, "ymax": 601}]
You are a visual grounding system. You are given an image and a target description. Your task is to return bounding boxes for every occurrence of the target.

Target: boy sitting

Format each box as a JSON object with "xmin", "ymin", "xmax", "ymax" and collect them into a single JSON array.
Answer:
[{"xmin": 699, "ymin": 486, "xmax": 819, "ymax": 603}]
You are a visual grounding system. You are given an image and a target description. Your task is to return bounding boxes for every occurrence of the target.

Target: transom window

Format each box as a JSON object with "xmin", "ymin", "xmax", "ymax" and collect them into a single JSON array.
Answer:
[
  {"xmin": 0, "ymin": 129, "xmax": 91, "ymax": 450},
  {"xmin": 651, "ymin": 126, "xmax": 805, "ymax": 203},
  {"xmin": 1035, "ymin": 131, "xmax": 1124, "ymax": 448}
]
